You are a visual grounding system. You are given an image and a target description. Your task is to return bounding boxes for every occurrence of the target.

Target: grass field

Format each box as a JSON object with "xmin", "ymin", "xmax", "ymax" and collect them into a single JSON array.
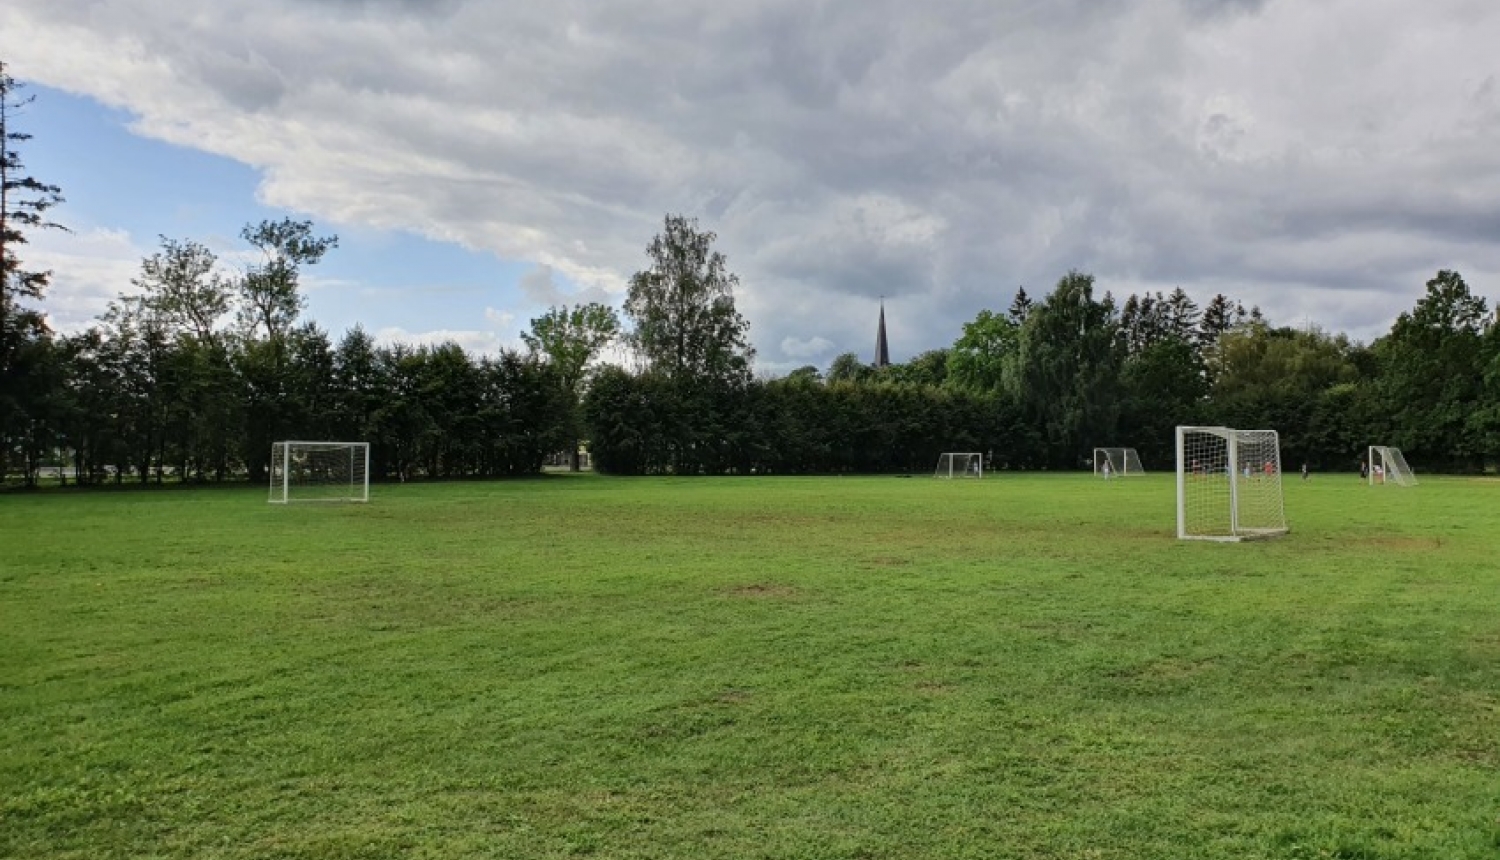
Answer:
[{"xmin": 2, "ymin": 473, "xmax": 1498, "ymax": 859}]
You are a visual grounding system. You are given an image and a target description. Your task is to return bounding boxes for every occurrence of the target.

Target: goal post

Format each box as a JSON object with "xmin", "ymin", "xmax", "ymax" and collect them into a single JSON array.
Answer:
[
  {"xmin": 934, "ymin": 452, "xmax": 984, "ymax": 478},
  {"xmin": 1176, "ymin": 427, "xmax": 1287, "ymax": 541},
  {"xmin": 269, "ymin": 441, "xmax": 370, "ymax": 503},
  {"xmin": 1367, "ymin": 446, "xmax": 1417, "ymax": 487},
  {"xmin": 1093, "ymin": 447, "xmax": 1145, "ymax": 477}
]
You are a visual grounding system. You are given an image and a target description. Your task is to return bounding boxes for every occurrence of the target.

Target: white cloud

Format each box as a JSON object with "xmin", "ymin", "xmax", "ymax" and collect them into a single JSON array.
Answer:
[
  {"xmin": 780, "ymin": 335, "xmax": 835, "ymax": 359},
  {"xmin": 372, "ymin": 326, "xmax": 517, "ymax": 357},
  {"xmin": 5, "ymin": 0, "xmax": 1500, "ymax": 364},
  {"xmin": 483, "ymin": 307, "xmax": 516, "ymax": 329},
  {"xmin": 26, "ymin": 227, "xmax": 144, "ymax": 333}
]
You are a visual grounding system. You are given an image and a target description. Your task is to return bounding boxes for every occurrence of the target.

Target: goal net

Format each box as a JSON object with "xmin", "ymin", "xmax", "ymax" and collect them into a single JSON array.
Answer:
[
  {"xmin": 1176, "ymin": 427, "xmax": 1287, "ymax": 541},
  {"xmin": 1368, "ymin": 446, "xmax": 1417, "ymax": 487},
  {"xmin": 1094, "ymin": 447, "xmax": 1145, "ymax": 478},
  {"xmin": 934, "ymin": 452, "xmax": 984, "ymax": 479},
  {"xmin": 269, "ymin": 441, "xmax": 370, "ymax": 503}
]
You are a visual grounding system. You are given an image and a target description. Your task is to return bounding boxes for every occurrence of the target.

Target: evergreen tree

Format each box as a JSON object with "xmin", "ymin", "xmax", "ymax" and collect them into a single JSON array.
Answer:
[
  {"xmin": 1, "ymin": 62, "xmax": 66, "ymax": 485},
  {"xmin": 1007, "ymin": 286, "xmax": 1033, "ymax": 325}
]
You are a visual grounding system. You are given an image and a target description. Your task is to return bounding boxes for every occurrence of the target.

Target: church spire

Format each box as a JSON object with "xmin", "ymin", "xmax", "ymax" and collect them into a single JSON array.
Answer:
[{"xmin": 874, "ymin": 300, "xmax": 890, "ymax": 368}]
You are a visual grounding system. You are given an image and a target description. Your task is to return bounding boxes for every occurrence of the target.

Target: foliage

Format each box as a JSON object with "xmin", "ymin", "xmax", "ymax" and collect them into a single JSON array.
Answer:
[
  {"xmin": 879, "ymin": 347, "xmax": 949, "ymax": 388},
  {"xmin": 5, "ymin": 169, "xmax": 1497, "ymax": 480},
  {"xmin": 236, "ymin": 218, "xmax": 338, "ymax": 342},
  {"xmin": 825, "ymin": 351, "xmax": 874, "ymax": 385},
  {"xmin": 521, "ymin": 303, "xmax": 620, "ymax": 394},
  {"xmin": 1011, "ymin": 270, "xmax": 1123, "ymax": 468},
  {"xmin": 522, "ymin": 302, "xmax": 621, "ymax": 469},
  {"xmin": 624, "ymin": 214, "xmax": 753, "ymax": 384},
  {"xmin": 1372, "ymin": 270, "xmax": 1490, "ymax": 469},
  {"xmin": 944, "ymin": 310, "xmax": 1017, "ymax": 393},
  {"xmin": 0, "ymin": 61, "xmax": 66, "ymax": 486}
]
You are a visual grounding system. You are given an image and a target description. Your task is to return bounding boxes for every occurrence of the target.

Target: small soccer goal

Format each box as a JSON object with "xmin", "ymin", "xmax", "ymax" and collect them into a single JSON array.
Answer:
[
  {"xmin": 269, "ymin": 441, "xmax": 370, "ymax": 504},
  {"xmin": 934, "ymin": 452, "xmax": 984, "ymax": 478},
  {"xmin": 1368, "ymin": 446, "xmax": 1417, "ymax": 487},
  {"xmin": 1176, "ymin": 426, "xmax": 1288, "ymax": 541},
  {"xmin": 1094, "ymin": 447, "xmax": 1145, "ymax": 478}
]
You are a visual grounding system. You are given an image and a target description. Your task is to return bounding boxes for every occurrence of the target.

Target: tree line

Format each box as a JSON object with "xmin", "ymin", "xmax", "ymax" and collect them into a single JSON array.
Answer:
[
  {"xmin": 4, "ymin": 65, "xmax": 1498, "ymax": 486},
  {"xmin": 584, "ymin": 265, "xmax": 1499, "ymax": 475}
]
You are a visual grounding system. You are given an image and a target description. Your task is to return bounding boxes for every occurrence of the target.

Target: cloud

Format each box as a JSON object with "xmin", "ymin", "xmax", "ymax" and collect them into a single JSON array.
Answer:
[
  {"xmin": 5, "ymin": 0, "xmax": 1500, "ymax": 362},
  {"xmin": 780, "ymin": 335, "xmax": 835, "ymax": 359},
  {"xmin": 483, "ymin": 307, "xmax": 515, "ymax": 329},
  {"xmin": 25, "ymin": 227, "xmax": 145, "ymax": 333},
  {"xmin": 518, "ymin": 266, "xmax": 563, "ymax": 306},
  {"xmin": 517, "ymin": 263, "xmax": 616, "ymax": 309},
  {"xmin": 372, "ymin": 326, "xmax": 517, "ymax": 357}
]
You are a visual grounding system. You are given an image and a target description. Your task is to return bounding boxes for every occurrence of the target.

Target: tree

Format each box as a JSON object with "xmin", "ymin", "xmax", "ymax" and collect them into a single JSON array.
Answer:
[
  {"xmin": 1, "ymin": 62, "xmax": 66, "ymax": 485},
  {"xmin": 234, "ymin": 218, "xmax": 338, "ymax": 482},
  {"xmin": 1471, "ymin": 315, "xmax": 1500, "ymax": 466},
  {"xmin": 826, "ymin": 351, "xmax": 874, "ymax": 385},
  {"xmin": 1164, "ymin": 287, "xmax": 1200, "ymax": 342},
  {"xmin": 1119, "ymin": 336, "xmax": 1207, "ymax": 467},
  {"xmin": 522, "ymin": 302, "xmax": 621, "ymax": 470},
  {"xmin": 1119, "ymin": 292, "xmax": 1170, "ymax": 355},
  {"xmin": 330, "ymin": 325, "xmax": 385, "ymax": 452},
  {"xmin": 945, "ymin": 309, "xmax": 1018, "ymax": 392},
  {"xmin": 882, "ymin": 348, "xmax": 949, "ymax": 387},
  {"xmin": 1197, "ymin": 293, "xmax": 1239, "ymax": 383},
  {"xmin": 0, "ymin": 61, "xmax": 64, "ymax": 334},
  {"xmin": 623, "ymin": 214, "xmax": 753, "ymax": 383},
  {"xmin": 785, "ymin": 365, "xmax": 822, "ymax": 384},
  {"xmin": 1210, "ymin": 323, "xmax": 1362, "ymax": 465},
  {"xmin": 1011, "ymin": 271, "xmax": 1122, "ymax": 468},
  {"xmin": 1007, "ymin": 287, "xmax": 1033, "ymax": 325},
  {"xmin": 522, "ymin": 303, "xmax": 621, "ymax": 393},
  {"xmin": 237, "ymin": 218, "xmax": 338, "ymax": 342},
  {"xmin": 1373, "ymin": 270, "xmax": 1490, "ymax": 469},
  {"xmin": 134, "ymin": 237, "xmax": 232, "ymax": 348}
]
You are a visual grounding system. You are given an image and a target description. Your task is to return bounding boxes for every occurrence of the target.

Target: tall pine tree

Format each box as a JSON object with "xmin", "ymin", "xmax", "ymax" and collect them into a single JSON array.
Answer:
[{"xmin": 1, "ymin": 60, "xmax": 67, "ymax": 485}]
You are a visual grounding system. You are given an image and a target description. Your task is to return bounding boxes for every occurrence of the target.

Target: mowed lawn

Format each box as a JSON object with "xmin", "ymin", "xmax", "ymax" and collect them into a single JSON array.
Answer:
[{"xmin": 2, "ymin": 473, "xmax": 1497, "ymax": 859}]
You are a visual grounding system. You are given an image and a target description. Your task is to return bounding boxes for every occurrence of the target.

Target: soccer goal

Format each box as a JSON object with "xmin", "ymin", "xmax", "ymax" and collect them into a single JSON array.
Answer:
[
  {"xmin": 934, "ymin": 452, "xmax": 984, "ymax": 478},
  {"xmin": 1176, "ymin": 427, "xmax": 1287, "ymax": 541},
  {"xmin": 269, "ymin": 441, "xmax": 370, "ymax": 504},
  {"xmin": 1094, "ymin": 447, "xmax": 1145, "ymax": 478},
  {"xmin": 1368, "ymin": 446, "xmax": 1417, "ymax": 487}
]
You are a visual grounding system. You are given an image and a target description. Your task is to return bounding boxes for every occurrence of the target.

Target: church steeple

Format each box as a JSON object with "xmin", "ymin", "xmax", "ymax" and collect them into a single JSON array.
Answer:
[{"xmin": 874, "ymin": 300, "xmax": 890, "ymax": 368}]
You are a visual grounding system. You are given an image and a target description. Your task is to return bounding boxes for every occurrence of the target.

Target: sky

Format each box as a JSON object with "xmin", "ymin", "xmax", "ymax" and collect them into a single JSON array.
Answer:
[{"xmin": 4, "ymin": 0, "xmax": 1500, "ymax": 374}]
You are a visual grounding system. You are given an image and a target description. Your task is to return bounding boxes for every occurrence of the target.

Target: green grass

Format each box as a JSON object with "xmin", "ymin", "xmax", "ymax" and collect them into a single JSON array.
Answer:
[{"xmin": 2, "ymin": 473, "xmax": 1498, "ymax": 859}]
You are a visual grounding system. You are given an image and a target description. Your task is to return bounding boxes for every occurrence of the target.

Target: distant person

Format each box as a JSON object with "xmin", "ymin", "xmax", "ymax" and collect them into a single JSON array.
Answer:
[
  {"xmin": 1264, "ymin": 460, "xmax": 1275, "ymax": 478},
  {"xmin": 1301, "ymin": 462, "xmax": 1309, "ymax": 481},
  {"xmin": 1101, "ymin": 460, "xmax": 1113, "ymax": 480},
  {"xmin": 1359, "ymin": 461, "xmax": 1368, "ymax": 480}
]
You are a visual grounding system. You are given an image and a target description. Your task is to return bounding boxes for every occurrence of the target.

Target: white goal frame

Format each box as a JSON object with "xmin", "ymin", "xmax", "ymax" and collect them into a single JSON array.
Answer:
[
  {"xmin": 934, "ymin": 452, "xmax": 984, "ymax": 479},
  {"xmin": 1367, "ymin": 446, "xmax": 1416, "ymax": 487},
  {"xmin": 1094, "ymin": 447, "xmax": 1145, "ymax": 478},
  {"xmin": 269, "ymin": 441, "xmax": 370, "ymax": 504},
  {"xmin": 1175, "ymin": 426, "xmax": 1288, "ymax": 541}
]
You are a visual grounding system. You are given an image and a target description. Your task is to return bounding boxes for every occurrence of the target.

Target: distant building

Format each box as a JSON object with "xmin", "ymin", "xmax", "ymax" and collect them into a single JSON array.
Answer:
[{"xmin": 875, "ymin": 301, "xmax": 890, "ymax": 368}]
